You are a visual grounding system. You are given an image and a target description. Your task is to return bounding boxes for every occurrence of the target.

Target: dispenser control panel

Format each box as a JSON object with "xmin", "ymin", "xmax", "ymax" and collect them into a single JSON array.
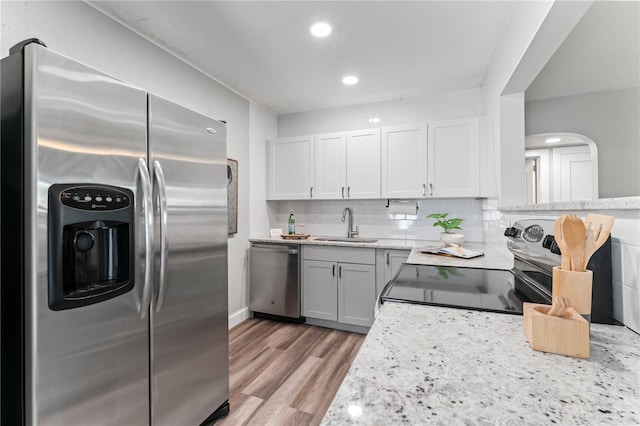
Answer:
[
  {"xmin": 48, "ymin": 183, "xmax": 135, "ymax": 310},
  {"xmin": 59, "ymin": 186, "xmax": 130, "ymax": 211}
]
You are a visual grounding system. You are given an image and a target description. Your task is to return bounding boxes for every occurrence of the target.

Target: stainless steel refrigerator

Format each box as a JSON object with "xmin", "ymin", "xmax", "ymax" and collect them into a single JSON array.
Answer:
[{"xmin": 1, "ymin": 39, "xmax": 229, "ymax": 425}]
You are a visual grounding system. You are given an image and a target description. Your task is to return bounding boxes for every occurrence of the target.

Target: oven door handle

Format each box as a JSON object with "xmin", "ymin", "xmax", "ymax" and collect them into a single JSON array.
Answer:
[{"xmin": 511, "ymin": 267, "xmax": 552, "ymax": 302}]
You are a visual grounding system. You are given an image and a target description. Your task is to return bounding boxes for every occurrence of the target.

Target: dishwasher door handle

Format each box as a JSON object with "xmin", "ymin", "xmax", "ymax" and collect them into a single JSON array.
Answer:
[{"xmin": 251, "ymin": 245, "xmax": 298, "ymax": 255}]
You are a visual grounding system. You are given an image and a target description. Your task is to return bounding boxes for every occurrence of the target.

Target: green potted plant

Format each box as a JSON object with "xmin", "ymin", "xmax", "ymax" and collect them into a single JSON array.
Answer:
[{"xmin": 427, "ymin": 213, "xmax": 464, "ymax": 246}]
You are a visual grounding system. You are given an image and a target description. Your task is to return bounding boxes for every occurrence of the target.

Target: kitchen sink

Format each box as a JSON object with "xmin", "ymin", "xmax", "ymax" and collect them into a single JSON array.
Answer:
[{"xmin": 314, "ymin": 237, "xmax": 378, "ymax": 243}]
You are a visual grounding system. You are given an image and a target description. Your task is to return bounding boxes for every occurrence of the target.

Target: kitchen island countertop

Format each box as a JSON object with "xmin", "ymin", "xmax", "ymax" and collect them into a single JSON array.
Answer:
[{"xmin": 322, "ymin": 302, "xmax": 640, "ymax": 425}]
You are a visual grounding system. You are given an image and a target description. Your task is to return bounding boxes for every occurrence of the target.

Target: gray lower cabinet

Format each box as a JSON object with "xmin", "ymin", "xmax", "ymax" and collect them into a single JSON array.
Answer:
[
  {"xmin": 337, "ymin": 263, "xmax": 376, "ymax": 327},
  {"xmin": 303, "ymin": 260, "xmax": 338, "ymax": 321},
  {"xmin": 376, "ymin": 249, "xmax": 411, "ymax": 300},
  {"xmin": 384, "ymin": 249, "xmax": 411, "ymax": 283},
  {"xmin": 302, "ymin": 246, "xmax": 376, "ymax": 327}
]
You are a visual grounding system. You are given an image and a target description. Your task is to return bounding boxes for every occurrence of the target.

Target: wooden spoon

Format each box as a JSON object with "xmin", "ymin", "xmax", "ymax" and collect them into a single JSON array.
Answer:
[
  {"xmin": 548, "ymin": 296, "xmax": 571, "ymax": 317},
  {"xmin": 547, "ymin": 296, "xmax": 567, "ymax": 317},
  {"xmin": 582, "ymin": 213, "xmax": 615, "ymax": 270},
  {"xmin": 449, "ymin": 243, "xmax": 466, "ymax": 257},
  {"xmin": 562, "ymin": 214, "xmax": 586, "ymax": 271},
  {"xmin": 554, "ymin": 216, "xmax": 571, "ymax": 270}
]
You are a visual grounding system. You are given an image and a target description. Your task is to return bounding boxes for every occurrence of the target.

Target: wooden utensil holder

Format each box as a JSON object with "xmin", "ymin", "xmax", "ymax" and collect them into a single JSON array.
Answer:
[
  {"xmin": 523, "ymin": 303, "xmax": 589, "ymax": 359},
  {"xmin": 552, "ymin": 267, "xmax": 593, "ymax": 317}
]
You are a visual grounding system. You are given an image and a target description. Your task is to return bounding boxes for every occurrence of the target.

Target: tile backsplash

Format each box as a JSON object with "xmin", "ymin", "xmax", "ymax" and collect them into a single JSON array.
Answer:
[{"xmin": 266, "ymin": 198, "xmax": 486, "ymax": 242}]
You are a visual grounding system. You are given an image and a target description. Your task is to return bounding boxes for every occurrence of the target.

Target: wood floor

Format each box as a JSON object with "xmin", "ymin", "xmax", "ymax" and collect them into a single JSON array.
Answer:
[{"xmin": 217, "ymin": 318, "xmax": 365, "ymax": 426}]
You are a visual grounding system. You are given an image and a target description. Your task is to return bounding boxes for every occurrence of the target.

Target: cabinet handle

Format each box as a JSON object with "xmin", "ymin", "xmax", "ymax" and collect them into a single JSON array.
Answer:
[
  {"xmin": 422, "ymin": 183, "xmax": 426, "ymax": 197},
  {"xmin": 332, "ymin": 264, "xmax": 336, "ymax": 277},
  {"xmin": 338, "ymin": 265, "xmax": 342, "ymax": 278},
  {"xmin": 341, "ymin": 186, "xmax": 345, "ymax": 198},
  {"xmin": 429, "ymin": 183, "xmax": 434, "ymax": 196},
  {"xmin": 347, "ymin": 186, "xmax": 351, "ymax": 198},
  {"xmin": 386, "ymin": 252, "xmax": 390, "ymax": 265},
  {"xmin": 310, "ymin": 187, "xmax": 314, "ymax": 198}
]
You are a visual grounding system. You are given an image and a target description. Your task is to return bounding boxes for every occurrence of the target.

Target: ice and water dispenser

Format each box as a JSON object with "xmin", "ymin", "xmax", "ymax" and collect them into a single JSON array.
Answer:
[{"xmin": 48, "ymin": 184, "xmax": 134, "ymax": 310}]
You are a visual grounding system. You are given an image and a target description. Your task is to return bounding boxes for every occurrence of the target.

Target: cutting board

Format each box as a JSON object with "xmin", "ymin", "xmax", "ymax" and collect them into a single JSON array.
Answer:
[{"xmin": 281, "ymin": 233, "xmax": 310, "ymax": 240}]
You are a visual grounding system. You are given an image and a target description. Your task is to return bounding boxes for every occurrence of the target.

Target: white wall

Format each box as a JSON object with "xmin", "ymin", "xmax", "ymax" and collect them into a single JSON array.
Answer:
[
  {"xmin": 249, "ymin": 103, "xmax": 278, "ymax": 237},
  {"xmin": 1, "ymin": 1, "xmax": 253, "ymax": 328},
  {"xmin": 278, "ymin": 88, "xmax": 482, "ymax": 137},
  {"xmin": 482, "ymin": 0, "xmax": 639, "ymax": 333},
  {"xmin": 525, "ymin": 88, "xmax": 640, "ymax": 199},
  {"xmin": 481, "ymin": 1, "xmax": 592, "ymax": 204},
  {"xmin": 237, "ymin": 102, "xmax": 278, "ymax": 326}
]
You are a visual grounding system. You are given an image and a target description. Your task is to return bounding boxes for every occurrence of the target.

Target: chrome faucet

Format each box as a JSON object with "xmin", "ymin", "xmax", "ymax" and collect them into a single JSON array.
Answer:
[{"xmin": 341, "ymin": 207, "xmax": 359, "ymax": 238}]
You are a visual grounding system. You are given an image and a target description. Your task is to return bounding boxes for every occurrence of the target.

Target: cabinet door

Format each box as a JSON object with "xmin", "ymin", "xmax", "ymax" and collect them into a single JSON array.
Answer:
[
  {"xmin": 346, "ymin": 128, "xmax": 381, "ymax": 199},
  {"xmin": 382, "ymin": 124, "xmax": 428, "ymax": 198},
  {"xmin": 314, "ymin": 132, "xmax": 347, "ymax": 199},
  {"xmin": 338, "ymin": 263, "xmax": 376, "ymax": 327},
  {"xmin": 553, "ymin": 145, "xmax": 597, "ymax": 202},
  {"xmin": 303, "ymin": 260, "xmax": 337, "ymax": 321},
  {"xmin": 268, "ymin": 136, "xmax": 314, "ymax": 200},
  {"xmin": 383, "ymin": 249, "xmax": 410, "ymax": 284},
  {"xmin": 427, "ymin": 118, "xmax": 479, "ymax": 197}
]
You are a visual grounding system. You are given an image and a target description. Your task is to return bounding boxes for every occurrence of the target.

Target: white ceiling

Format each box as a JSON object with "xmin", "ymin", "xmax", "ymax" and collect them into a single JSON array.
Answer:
[
  {"xmin": 87, "ymin": 1, "xmax": 638, "ymax": 115},
  {"xmin": 88, "ymin": 1, "xmax": 515, "ymax": 115}
]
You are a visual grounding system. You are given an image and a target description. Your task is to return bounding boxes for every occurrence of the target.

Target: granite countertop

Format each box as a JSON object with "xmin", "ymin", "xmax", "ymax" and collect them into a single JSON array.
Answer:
[
  {"xmin": 405, "ymin": 242, "xmax": 514, "ymax": 270},
  {"xmin": 322, "ymin": 303, "xmax": 640, "ymax": 425},
  {"xmin": 249, "ymin": 236, "xmax": 430, "ymax": 250},
  {"xmin": 249, "ymin": 237, "xmax": 514, "ymax": 270}
]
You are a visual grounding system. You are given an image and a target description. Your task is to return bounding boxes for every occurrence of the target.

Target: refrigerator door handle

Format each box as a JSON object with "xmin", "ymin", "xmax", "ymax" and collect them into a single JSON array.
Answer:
[
  {"xmin": 153, "ymin": 160, "xmax": 169, "ymax": 313},
  {"xmin": 138, "ymin": 158, "xmax": 154, "ymax": 318}
]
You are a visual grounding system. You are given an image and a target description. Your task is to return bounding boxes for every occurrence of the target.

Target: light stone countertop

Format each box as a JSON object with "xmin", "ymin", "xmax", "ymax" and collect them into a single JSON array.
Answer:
[
  {"xmin": 249, "ymin": 237, "xmax": 513, "ymax": 270},
  {"xmin": 405, "ymin": 242, "xmax": 514, "ymax": 270},
  {"xmin": 322, "ymin": 302, "xmax": 640, "ymax": 425},
  {"xmin": 249, "ymin": 236, "xmax": 433, "ymax": 250},
  {"xmin": 499, "ymin": 196, "xmax": 640, "ymax": 212}
]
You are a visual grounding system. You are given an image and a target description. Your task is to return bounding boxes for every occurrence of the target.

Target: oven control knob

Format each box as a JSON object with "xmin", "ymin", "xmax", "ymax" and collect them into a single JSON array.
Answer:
[
  {"xmin": 549, "ymin": 240, "xmax": 562, "ymax": 255},
  {"xmin": 542, "ymin": 235, "xmax": 555, "ymax": 249},
  {"xmin": 504, "ymin": 227, "xmax": 519, "ymax": 238}
]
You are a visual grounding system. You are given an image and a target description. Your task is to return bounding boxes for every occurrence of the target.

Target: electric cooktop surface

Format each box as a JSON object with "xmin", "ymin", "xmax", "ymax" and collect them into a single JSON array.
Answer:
[{"xmin": 380, "ymin": 263, "xmax": 549, "ymax": 315}]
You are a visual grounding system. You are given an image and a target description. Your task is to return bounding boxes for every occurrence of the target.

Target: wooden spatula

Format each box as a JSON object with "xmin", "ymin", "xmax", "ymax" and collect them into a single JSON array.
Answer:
[
  {"xmin": 582, "ymin": 214, "xmax": 615, "ymax": 270},
  {"xmin": 554, "ymin": 216, "xmax": 571, "ymax": 270},
  {"xmin": 562, "ymin": 214, "xmax": 586, "ymax": 271}
]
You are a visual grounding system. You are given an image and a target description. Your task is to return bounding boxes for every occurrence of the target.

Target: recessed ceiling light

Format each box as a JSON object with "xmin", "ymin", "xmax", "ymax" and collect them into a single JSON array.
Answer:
[
  {"xmin": 310, "ymin": 22, "xmax": 332, "ymax": 38},
  {"xmin": 545, "ymin": 137, "xmax": 562, "ymax": 144},
  {"xmin": 369, "ymin": 117, "xmax": 380, "ymax": 124},
  {"xmin": 342, "ymin": 75, "xmax": 359, "ymax": 85}
]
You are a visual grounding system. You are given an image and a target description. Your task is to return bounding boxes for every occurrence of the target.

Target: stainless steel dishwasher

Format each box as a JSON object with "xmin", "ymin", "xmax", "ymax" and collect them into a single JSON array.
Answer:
[{"xmin": 249, "ymin": 243, "xmax": 302, "ymax": 320}]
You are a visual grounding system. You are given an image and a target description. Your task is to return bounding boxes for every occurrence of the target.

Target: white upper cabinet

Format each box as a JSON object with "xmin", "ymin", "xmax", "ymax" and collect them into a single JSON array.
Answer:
[
  {"xmin": 427, "ymin": 118, "xmax": 480, "ymax": 197},
  {"xmin": 381, "ymin": 124, "xmax": 428, "ymax": 198},
  {"xmin": 346, "ymin": 128, "xmax": 381, "ymax": 199},
  {"xmin": 267, "ymin": 135, "xmax": 314, "ymax": 200},
  {"xmin": 314, "ymin": 132, "xmax": 347, "ymax": 199},
  {"xmin": 267, "ymin": 118, "xmax": 481, "ymax": 200}
]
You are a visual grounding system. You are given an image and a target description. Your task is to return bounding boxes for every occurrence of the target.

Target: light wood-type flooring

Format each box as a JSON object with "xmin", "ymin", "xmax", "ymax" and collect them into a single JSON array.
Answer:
[{"xmin": 217, "ymin": 318, "xmax": 365, "ymax": 426}]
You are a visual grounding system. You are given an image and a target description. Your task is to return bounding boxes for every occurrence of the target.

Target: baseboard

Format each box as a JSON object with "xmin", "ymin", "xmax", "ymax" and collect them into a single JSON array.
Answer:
[
  {"xmin": 305, "ymin": 318, "xmax": 370, "ymax": 335},
  {"xmin": 228, "ymin": 307, "xmax": 250, "ymax": 329}
]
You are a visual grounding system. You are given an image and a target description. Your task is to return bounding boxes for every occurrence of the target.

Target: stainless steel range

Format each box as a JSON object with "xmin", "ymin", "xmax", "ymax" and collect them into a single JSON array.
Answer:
[{"xmin": 381, "ymin": 219, "xmax": 616, "ymax": 324}]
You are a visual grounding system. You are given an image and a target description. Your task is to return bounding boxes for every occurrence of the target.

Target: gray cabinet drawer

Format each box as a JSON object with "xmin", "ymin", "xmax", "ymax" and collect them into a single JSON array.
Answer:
[{"xmin": 303, "ymin": 246, "xmax": 375, "ymax": 264}]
